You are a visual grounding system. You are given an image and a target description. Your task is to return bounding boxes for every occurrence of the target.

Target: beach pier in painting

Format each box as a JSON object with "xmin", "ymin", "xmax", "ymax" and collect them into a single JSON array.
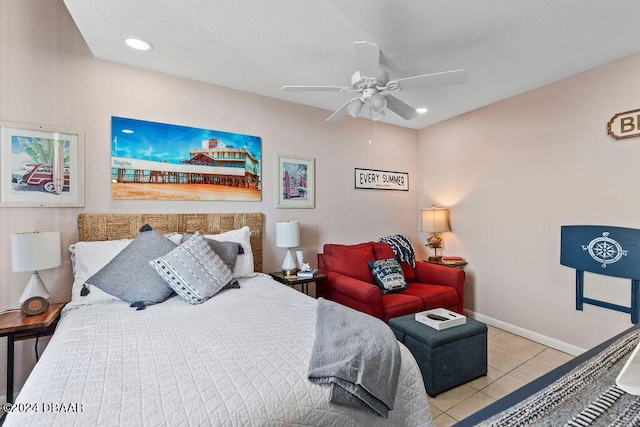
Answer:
[{"xmin": 111, "ymin": 116, "xmax": 261, "ymax": 201}]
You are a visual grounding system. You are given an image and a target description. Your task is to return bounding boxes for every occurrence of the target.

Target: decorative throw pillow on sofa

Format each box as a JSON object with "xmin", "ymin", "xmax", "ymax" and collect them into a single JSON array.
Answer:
[
  {"xmin": 151, "ymin": 233, "xmax": 233, "ymax": 304},
  {"xmin": 86, "ymin": 228, "xmax": 177, "ymax": 305},
  {"xmin": 367, "ymin": 258, "xmax": 407, "ymax": 294}
]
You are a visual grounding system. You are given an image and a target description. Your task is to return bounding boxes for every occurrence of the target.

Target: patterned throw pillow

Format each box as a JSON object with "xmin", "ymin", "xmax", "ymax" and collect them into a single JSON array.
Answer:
[
  {"xmin": 150, "ymin": 233, "xmax": 233, "ymax": 304},
  {"xmin": 367, "ymin": 258, "xmax": 407, "ymax": 294},
  {"xmin": 182, "ymin": 232, "xmax": 241, "ymax": 273}
]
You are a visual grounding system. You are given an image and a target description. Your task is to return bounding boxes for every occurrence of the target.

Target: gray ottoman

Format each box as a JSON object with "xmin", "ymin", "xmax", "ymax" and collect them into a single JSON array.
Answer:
[{"xmin": 389, "ymin": 314, "xmax": 487, "ymax": 397}]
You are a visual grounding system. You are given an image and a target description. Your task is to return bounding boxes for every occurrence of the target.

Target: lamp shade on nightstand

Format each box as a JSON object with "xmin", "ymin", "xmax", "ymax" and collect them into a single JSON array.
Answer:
[
  {"xmin": 421, "ymin": 206, "xmax": 450, "ymax": 234},
  {"xmin": 11, "ymin": 231, "xmax": 61, "ymax": 303},
  {"xmin": 276, "ymin": 221, "xmax": 300, "ymax": 276}
]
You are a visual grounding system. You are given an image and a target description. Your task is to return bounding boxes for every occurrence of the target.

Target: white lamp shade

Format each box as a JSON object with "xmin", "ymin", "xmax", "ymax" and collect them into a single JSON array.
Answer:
[
  {"xmin": 276, "ymin": 221, "xmax": 300, "ymax": 248},
  {"xmin": 11, "ymin": 231, "xmax": 61, "ymax": 272},
  {"xmin": 421, "ymin": 207, "xmax": 451, "ymax": 233},
  {"xmin": 370, "ymin": 93, "xmax": 388, "ymax": 112},
  {"xmin": 347, "ymin": 98, "xmax": 364, "ymax": 118}
]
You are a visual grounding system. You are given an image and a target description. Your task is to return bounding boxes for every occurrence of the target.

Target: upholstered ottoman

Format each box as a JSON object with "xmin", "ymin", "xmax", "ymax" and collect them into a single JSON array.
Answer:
[{"xmin": 389, "ymin": 314, "xmax": 487, "ymax": 397}]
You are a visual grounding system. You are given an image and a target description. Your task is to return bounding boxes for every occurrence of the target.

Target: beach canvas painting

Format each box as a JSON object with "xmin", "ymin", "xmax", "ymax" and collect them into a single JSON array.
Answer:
[{"xmin": 111, "ymin": 116, "xmax": 261, "ymax": 201}]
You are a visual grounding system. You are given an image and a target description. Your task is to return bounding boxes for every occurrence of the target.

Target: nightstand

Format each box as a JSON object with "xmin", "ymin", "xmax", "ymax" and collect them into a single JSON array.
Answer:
[
  {"xmin": 269, "ymin": 271, "xmax": 328, "ymax": 296},
  {"xmin": 424, "ymin": 259, "xmax": 468, "ymax": 269},
  {"xmin": 0, "ymin": 302, "xmax": 65, "ymax": 404}
]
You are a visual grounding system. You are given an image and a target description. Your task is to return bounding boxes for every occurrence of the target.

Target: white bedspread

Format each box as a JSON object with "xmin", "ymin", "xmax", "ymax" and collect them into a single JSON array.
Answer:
[{"xmin": 5, "ymin": 274, "xmax": 432, "ymax": 426}]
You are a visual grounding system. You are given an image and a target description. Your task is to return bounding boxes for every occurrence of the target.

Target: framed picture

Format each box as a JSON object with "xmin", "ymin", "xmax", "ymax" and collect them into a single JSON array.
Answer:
[
  {"xmin": 277, "ymin": 154, "xmax": 315, "ymax": 208},
  {"xmin": 0, "ymin": 121, "xmax": 85, "ymax": 207},
  {"xmin": 354, "ymin": 167, "xmax": 409, "ymax": 191},
  {"xmin": 111, "ymin": 116, "xmax": 261, "ymax": 201}
]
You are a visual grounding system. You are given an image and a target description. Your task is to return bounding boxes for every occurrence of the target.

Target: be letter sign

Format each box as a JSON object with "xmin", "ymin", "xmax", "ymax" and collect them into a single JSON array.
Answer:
[{"xmin": 608, "ymin": 108, "xmax": 640, "ymax": 141}]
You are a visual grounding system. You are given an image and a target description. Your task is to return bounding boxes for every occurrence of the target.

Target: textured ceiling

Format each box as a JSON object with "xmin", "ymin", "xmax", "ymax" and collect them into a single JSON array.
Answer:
[{"xmin": 63, "ymin": 0, "xmax": 640, "ymax": 129}]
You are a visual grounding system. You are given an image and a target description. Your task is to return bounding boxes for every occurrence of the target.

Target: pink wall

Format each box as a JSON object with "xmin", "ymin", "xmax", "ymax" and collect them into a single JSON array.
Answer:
[
  {"xmin": 0, "ymin": 0, "xmax": 418, "ymax": 396},
  {"xmin": 419, "ymin": 53, "xmax": 640, "ymax": 352}
]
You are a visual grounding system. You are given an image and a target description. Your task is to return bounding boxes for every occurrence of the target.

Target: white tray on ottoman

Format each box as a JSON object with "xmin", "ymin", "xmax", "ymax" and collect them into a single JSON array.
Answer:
[{"xmin": 415, "ymin": 308, "xmax": 467, "ymax": 330}]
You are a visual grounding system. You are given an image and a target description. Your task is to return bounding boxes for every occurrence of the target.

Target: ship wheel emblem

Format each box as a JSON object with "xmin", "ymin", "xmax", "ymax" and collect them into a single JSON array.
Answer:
[{"xmin": 581, "ymin": 232, "xmax": 628, "ymax": 268}]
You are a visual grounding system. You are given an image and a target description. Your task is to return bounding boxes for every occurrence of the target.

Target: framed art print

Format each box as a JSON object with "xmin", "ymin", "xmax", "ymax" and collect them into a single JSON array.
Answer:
[
  {"xmin": 0, "ymin": 121, "xmax": 85, "ymax": 207},
  {"xmin": 277, "ymin": 154, "xmax": 315, "ymax": 208}
]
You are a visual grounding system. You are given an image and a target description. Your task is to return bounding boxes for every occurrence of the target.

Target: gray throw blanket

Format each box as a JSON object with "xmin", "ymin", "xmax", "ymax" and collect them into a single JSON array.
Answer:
[{"xmin": 307, "ymin": 298, "xmax": 401, "ymax": 418}]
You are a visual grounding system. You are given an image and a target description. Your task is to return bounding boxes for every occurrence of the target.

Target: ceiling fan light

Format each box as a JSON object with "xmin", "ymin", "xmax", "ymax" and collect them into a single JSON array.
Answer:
[
  {"xmin": 372, "ymin": 110, "xmax": 386, "ymax": 121},
  {"xmin": 346, "ymin": 99, "xmax": 364, "ymax": 118},
  {"xmin": 370, "ymin": 93, "xmax": 387, "ymax": 112}
]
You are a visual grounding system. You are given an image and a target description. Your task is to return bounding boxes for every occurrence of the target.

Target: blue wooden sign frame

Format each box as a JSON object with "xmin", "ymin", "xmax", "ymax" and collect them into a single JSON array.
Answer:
[{"xmin": 560, "ymin": 225, "xmax": 640, "ymax": 324}]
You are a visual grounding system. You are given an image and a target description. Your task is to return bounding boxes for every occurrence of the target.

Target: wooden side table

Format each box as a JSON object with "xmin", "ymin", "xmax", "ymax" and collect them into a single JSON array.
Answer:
[
  {"xmin": 269, "ymin": 271, "xmax": 328, "ymax": 296},
  {"xmin": 423, "ymin": 259, "xmax": 468, "ymax": 269},
  {"xmin": 0, "ymin": 302, "xmax": 65, "ymax": 404}
]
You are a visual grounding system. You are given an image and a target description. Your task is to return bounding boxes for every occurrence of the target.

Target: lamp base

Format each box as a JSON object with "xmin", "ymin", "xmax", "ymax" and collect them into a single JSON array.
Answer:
[
  {"xmin": 428, "ymin": 256, "xmax": 443, "ymax": 262},
  {"xmin": 18, "ymin": 271, "xmax": 50, "ymax": 304},
  {"xmin": 282, "ymin": 268, "xmax": 298, "ymax": 278},
  {"xmin": 281, "ymin": 249, "xmax": 298, "ymax": 278}
]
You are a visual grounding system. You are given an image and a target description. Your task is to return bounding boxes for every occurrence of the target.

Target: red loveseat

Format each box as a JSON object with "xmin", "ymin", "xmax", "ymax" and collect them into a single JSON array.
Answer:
[{"xmin": 317, "ymin": 242, "xmax": 465, "ymax": 322}]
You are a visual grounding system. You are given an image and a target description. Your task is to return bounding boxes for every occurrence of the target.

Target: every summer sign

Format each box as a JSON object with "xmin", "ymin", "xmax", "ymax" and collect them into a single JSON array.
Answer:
[{"xmin": 354, "ymin": 168, "xmax": 409, "ymax": 191}]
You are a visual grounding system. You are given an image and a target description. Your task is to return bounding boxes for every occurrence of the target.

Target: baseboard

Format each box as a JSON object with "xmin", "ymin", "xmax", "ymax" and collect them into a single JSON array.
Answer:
[{"xmin": 464, "ymin": 309, "xmax": 586, "ymax": 356}]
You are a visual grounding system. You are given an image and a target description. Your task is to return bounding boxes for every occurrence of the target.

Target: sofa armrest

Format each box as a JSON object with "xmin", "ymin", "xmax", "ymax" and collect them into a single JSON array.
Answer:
[
  {"xmin": 317, "ymin": 270, "xmax": 384, "ymax": 319},
  {"xmin": 414, "ymin": 261, "xmax": 466, "ymax": 311}
]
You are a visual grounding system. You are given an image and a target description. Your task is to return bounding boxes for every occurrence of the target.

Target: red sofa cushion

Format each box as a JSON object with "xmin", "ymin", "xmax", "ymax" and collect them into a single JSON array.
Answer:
[
  {"xmin": 401, "ymin": 282, "xmax": 459, "ymax": 311},
  {"xmin": 322, "ymin": 243, "xmax": 376, "ymax": 283},
  {"xmin": 381, "ymin": 292, "xmax": 424, "ymax": 322}
]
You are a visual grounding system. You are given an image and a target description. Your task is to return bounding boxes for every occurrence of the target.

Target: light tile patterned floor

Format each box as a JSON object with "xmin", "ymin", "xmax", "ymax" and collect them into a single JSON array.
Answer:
[{"xmin": 429, "ymin": 325, "xmax": 574, "ymax": 426}]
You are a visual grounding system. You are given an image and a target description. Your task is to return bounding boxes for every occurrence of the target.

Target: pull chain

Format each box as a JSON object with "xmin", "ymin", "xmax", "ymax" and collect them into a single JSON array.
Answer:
[{"xmin": 369, "ymin": 105, "xmax": 373, "ymax": 144}]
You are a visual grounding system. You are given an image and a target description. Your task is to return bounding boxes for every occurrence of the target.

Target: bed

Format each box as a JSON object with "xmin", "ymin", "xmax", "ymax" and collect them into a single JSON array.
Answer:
[{"xmin": 4, "ymin": 213, "xmax": 433, "ymax": 426}]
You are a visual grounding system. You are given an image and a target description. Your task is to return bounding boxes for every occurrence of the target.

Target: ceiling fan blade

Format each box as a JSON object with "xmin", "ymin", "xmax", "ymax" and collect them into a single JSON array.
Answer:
[
  {"xmin": 326, "ymin": 97, "xmax": 362, "ymax": 122},
  {"xmin": 391, "ymin": 69, "xmax": 468, "ymax": 91},
  {"xmin": 384, "ymin": 95, "xmax": 419, "ymax": 120},
  {"xmin": 353, "ymin": 41, "xmax": 380, "ymax": 78},
  {"xmin": 281, "ymin": 85, "xmax": 350, "ymax": 92}
]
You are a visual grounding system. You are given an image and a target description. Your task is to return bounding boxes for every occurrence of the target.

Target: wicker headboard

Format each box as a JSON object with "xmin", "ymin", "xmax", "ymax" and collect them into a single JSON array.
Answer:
[{"xmin": 77, "ymin": 213, "xmax": 263, "ymax": 272}]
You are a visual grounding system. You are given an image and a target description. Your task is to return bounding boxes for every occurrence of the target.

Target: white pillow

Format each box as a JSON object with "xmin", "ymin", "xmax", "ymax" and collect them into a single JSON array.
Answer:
[
  {"xmin": 205, "ymin": 226, "xmax": 254, "ymax": 277},
  {"xmin": 164, "ymin": 232, "xmax": 184, "ymax": 245},
  {"xmin": 68, "ymin": 239, "xmax": 132, "ymax": 307}
]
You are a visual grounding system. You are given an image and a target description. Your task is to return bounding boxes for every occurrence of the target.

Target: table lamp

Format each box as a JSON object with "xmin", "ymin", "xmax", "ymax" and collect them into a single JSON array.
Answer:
[
  {"xmin": 276, "ymin": 221, "xmax": 300, "ymax": 277},
  {"xmin": 11, "ymin": 231, "xmax": 61, "ymax": 313},
  {"xmin": 421, "ymin": 205, "xmax": 450, "ymax": 261}
]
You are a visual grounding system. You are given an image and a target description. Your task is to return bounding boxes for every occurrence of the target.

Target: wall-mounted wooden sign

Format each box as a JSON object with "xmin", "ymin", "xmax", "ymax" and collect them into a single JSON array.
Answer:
[
  {"xmin": 608, "ymin": 108, "xmax": 640, "ymax": 140},
  {"xmin": 354, "ymin": 168, "xmax": 409, "ymax": 191}
]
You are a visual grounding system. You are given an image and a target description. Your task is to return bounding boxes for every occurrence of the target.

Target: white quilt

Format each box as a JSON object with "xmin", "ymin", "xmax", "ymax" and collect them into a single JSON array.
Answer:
[{"xmin": 5, "ymin": 275, "xmax": 432, "ymax": 426}]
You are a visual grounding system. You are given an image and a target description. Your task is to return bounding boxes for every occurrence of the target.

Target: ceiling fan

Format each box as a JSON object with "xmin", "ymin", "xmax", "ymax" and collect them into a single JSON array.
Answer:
[{"xmin": 281, "ymin": 41, "xmax": 468, "ymax": 122}]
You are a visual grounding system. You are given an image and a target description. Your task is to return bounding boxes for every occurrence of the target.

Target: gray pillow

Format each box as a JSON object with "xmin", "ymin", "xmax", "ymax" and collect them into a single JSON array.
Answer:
[
  {"xmin": 182, "ymin": 232, "xmax": 241, "ymax": 273},
  {"xmin": 151, "ymin": 233, "xmax": 233, "ymax": 304},
  {"xmin": 86, "ymin": 229, "xmax": 177, "ymax": 304}
]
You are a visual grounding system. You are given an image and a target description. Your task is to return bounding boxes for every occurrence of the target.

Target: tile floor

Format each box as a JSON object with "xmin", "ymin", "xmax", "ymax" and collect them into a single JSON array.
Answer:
[{"xmin": 429, "ymin": 325, "xmax": 574, "ymax": 426}]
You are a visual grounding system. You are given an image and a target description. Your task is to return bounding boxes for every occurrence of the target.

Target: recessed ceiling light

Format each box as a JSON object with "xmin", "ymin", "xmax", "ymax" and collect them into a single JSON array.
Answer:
[
  {"xmin": 124, "ymin": 37, "xmax": 152, "ymax": 51},
  {"xmin": 121, "ymin": 129, "xmax": 134, "ymax": 134},
  {"xmin": 416, "ymin": 107, "xmax": 429, "ymax": 114}
]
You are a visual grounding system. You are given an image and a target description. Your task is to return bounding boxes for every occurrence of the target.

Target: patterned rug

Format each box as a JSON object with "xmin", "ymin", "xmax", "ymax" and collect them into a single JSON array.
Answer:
[{"xmin": 477, "ymin": 329, "xmax": 640, "ymax": 426}]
